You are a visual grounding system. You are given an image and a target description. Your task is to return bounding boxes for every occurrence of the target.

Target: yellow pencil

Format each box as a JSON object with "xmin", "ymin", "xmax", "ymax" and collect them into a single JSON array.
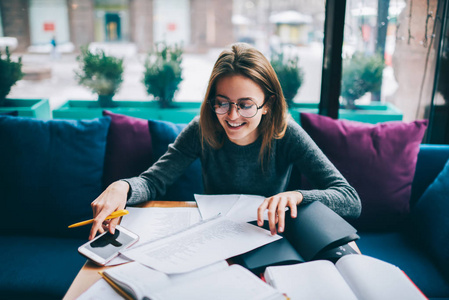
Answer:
[{"xmin": 68, "ymin": 209, "xmax": 129, "ymax": 228}]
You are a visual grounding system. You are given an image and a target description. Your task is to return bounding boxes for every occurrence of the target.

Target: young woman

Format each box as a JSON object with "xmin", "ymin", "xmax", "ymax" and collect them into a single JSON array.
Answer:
[{"xmin": 89, "ymin": 43, "xmax": 361, "ymax": 240}]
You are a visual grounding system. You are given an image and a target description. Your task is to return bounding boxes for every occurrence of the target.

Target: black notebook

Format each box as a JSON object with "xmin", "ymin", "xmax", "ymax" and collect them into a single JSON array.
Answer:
[{"xmin": 233, "ymin": 201, "xmax": 360, "ymax": 274}]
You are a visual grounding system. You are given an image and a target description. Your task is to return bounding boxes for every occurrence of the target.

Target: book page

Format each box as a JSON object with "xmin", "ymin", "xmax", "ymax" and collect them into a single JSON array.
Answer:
[
  {"xmin": 103, "ymin": 261, "xmax": 171, "ymax": 299},
  {"xmin": 150, "ymin": 264, "xmax": 285, "ymax": 300},
  {"xmin": 264, "ymin": 261, "xmax": 358, "ymax": 300},
  {"xmin": 121, "ymin": 216, "xmax": 281, "ymax": 274},
  {"xmin": 336, "ymin": 255, "xmax": 427, "ymax": 300},
  {"xmin": 102, "ymin": 260, "xmax": 230, "ymax": 299},
  {"xmin": 76, "ymin": 278, "xmax": 125, "ymax": 300}
]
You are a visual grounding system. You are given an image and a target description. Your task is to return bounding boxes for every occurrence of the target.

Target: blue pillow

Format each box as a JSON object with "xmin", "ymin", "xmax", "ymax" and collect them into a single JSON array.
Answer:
[
  {"xmin": 148, "ymin": 119, "xmax": 203, "ymax": 201},
  {"xmin": 0, "ymin": 116, "xmax": 111, "ymax": 238},
  {"xmin": 413, "ymin": 158, "xmax": 449, "ymax": 279}
]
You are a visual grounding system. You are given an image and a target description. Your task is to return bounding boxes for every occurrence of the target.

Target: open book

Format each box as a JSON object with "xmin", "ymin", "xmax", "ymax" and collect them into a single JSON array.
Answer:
[
  {"xmin": 263, "ymin": 254, "xmax": 427, "ymax": 300},
  {"xmin": 98, "ymin": 261, "xmax": 285, "ymax": 300},
  {"xmin": 233, "ymin": 200, "xmax": 360, "ymax": 274}
]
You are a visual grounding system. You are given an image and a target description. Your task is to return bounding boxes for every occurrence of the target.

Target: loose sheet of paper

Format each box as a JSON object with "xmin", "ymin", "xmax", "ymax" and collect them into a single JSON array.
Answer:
[
  {"xmin": 122, "ymin": 216, "xmax": 281, "ymax": 274},
  {"xmin": 120, "ymin": 207, "xmax": 202, "ymax": 243},
  {"xmin": 105, "ymin": 207, "xmax": 202, "ymax": 266},
  {"xmin": 194, "ymin": 194, "xmax": 268, "ymax": 222},
  {"xmin": 194, "ymin": 194, "xmax": 240, "ymax": 220}
]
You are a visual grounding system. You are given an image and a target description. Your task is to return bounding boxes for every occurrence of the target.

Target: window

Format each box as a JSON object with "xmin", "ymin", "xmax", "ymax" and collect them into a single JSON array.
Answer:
[{"xmin": 1, "ymin": 0, "xmax": 448, "ymax": 143}]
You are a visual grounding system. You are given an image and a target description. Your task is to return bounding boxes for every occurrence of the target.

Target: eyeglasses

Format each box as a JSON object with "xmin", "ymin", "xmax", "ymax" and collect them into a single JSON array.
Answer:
[{"xmin": 209, "ymin": 98, "xmax": 266, "ymax": 118}]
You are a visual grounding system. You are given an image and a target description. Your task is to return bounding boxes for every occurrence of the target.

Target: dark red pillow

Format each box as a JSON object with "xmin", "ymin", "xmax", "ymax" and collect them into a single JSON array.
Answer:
[
  {"xmin": 300, "ymin": 113, "xmax": 428, "ymax": 230},
  {"xmin": 102, "ymin": 110, "xmax": 153, "ymax": 188}
]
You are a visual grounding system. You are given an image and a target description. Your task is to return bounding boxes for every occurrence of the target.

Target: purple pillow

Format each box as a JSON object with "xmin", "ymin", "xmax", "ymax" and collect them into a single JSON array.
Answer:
[
  {"xmin": 300, "ymin": 113, "xmax": 428, "ymax": 230},
  {"xmin": 102, "ymin": 111, "xmax": 153, "ymax": 188}
]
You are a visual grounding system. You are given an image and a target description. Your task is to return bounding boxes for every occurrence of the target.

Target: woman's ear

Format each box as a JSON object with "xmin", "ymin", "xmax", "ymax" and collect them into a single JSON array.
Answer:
[{"xmin": 263, "ymin": 95, "xmax": 275, "ymax": 115}]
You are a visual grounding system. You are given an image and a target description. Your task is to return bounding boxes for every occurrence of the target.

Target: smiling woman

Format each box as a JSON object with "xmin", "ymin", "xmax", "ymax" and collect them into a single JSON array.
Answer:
[
  {"xmin": 89, "ymin": 42, "xmax": 361, "ymax": 240},
  {"xmin": 212, "ymin": 75, "xmax": 267, "ymax": 146}
]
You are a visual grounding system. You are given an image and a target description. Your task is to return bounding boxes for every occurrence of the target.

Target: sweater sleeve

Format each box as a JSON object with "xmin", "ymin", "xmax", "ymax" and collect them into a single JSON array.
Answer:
[
  {"xmin": 285, "ymin": 120, "xmax": 362, "ymax": 218},
  {"xmin": 123, "ymin": 119, "xmax": 202, "ymax": 205}
]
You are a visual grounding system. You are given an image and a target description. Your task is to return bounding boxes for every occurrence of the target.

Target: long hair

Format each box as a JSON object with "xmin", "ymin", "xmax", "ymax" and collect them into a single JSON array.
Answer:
[{"xmin": 199, "ymin": 43, "xmax": 288, "ymax": 166}]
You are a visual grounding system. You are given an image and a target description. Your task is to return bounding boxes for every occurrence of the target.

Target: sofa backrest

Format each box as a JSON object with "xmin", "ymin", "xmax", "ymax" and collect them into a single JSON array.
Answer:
[{"xmin": 410, "ymin": 144, "xmax": 449, "ymax": 207}]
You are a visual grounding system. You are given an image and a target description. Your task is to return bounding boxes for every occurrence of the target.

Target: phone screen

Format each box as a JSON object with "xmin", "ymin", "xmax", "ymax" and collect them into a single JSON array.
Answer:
[{"xmin": 86, "ymin": 228, "xmax": 136, "ymax": 260}]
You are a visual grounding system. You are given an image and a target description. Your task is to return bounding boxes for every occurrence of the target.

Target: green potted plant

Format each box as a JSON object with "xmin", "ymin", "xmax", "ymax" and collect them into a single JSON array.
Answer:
[
  {"xmin": 0, "ymin": 47, "xmax": 24, "ymax": 107},
  {"xmin": 75, "ymin": 46, "xmax": 124, "ymax": 107},
  {"xmin": 143, "ymin": 43, "xmax": 183, "ymax": 108},
  {"xmin": 270, "ymin": 49, "xmax": 304, "ymax": 107},
  {"xmin": 341, "ymin": 52, "xmax": 384, "ymax": 109}
]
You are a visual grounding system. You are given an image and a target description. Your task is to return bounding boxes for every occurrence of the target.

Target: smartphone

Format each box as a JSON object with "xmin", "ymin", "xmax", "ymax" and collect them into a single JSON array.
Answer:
[{"xmin": 78, "ymin": 225, "xmax": 139, "ymax": 265}]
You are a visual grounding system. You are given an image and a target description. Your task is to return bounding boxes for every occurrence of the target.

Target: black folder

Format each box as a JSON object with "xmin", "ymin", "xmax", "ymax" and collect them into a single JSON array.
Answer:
[{"xmin": 233, "ymin": 201, "xmax": 360, "ymax": 274}]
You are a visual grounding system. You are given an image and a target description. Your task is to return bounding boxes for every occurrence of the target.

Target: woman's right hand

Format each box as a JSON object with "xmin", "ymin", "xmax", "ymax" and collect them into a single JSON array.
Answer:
[{"xmin": 89, "ymin": 180, "xmax": 130, "ymax": 240}]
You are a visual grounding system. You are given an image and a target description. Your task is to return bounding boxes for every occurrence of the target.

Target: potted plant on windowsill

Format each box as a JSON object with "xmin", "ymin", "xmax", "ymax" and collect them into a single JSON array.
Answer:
[
  {"xmin": 341, "ymin": 52, "xmax": 384, "ymax": 110},
  {"xmin": 270, "ymin": 48, "xmax": 304, "ymax": 107},
  {"xmin": 75, "ymin": 46, "xmax": 124, "ymax": 108},
  {"xmin": 143, "ymin": 43, "xmax": 183, "ymax": 108},
  {"xmin": 0, "ymin": 47, "xmax": 51, "ymax": 119}
]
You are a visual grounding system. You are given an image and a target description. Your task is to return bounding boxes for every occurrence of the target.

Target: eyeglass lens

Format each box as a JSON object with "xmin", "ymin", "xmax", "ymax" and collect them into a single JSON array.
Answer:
[{"xmin": 212, "ymin": 99, "xmax": 259, "ymax": 118}]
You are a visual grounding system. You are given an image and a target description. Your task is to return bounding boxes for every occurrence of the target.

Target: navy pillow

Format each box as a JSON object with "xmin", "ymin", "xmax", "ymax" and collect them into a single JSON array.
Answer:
[
  {"xmin": 0, "ymin": 116, "xmax": 111, "ymax": 238},
  {"xmin": 148, "ymin": 119, "xmax": 203, "ymax": 201},
  {"xmin": 413, "ymin": 158, "xmax": 449, "ymax": 279}
]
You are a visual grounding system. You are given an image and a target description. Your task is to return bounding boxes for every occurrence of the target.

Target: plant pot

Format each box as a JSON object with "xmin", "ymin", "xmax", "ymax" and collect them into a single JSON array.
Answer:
[
  {"xmin": 52, "ymin": 100, "xmax": 201, "ymax": 123},
  {"xmin": 0, "ymin": 98, "xmax": 51, "ymax": 119},
  {"xmin": 98, "ymin": 94, "xmax": 117, "ymax": 108},
  {"xmin": 288, "ymin": 102, "xmax": 403, "ymax": 125}
]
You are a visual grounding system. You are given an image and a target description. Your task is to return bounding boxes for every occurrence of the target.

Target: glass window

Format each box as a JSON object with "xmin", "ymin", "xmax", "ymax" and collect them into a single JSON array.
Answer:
[
  {"xmin": 341, "ymin": 0, "xmax": 439, "ymax": 123},
  {"xmin": 6, "ymin": 0, "xmax": 325, "ymax": 108}
]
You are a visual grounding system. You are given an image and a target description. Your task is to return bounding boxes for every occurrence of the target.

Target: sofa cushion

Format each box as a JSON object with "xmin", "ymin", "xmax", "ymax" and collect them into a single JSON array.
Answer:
[
  {"xmin": 300, "ymin": 113, "xmax": 428, "ymax": 230},
  {"xmin": 0, "ymin": 115, "xmax": 111, "ymax": 238},
  {"xmin": 0, "ymin": 236, "xmax": 87, "ymax": 299},
  {"xmin": 102, "ymin": 110, "xmax": 153, "ymax": 188},
  {"xmin": 357, "ymin": 232, "xmax": 449, "ymax": 298},
  {"xmin": 411, "ymin": 144, "xmax": 449, "ymax": 206},
  {"xmin": 148, "ymin": 119, "xmax": 203, "ymax": 201},
  {"xmin": 413, "ymin": 158, "xmax": 449, "ymax": 280}
]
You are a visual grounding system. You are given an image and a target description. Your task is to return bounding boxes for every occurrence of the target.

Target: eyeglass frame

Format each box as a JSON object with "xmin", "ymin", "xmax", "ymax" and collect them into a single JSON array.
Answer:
[{"xmin": 208, "ymin": 97, "xmax": 267, "ymax": 118}]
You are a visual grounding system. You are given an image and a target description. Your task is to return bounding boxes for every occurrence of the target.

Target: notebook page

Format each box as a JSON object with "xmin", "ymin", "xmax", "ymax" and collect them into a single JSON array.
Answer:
[
  {"xmin": 264, "ymin": 260, "xmax": 358, "ymax": 300},
  {"xmin": 150, "ymin": 264, "xmax": 284, "ymax": 300},
  {"xmin": 336, "ymin": 255, "xmax": 427, "ymax": 300}
]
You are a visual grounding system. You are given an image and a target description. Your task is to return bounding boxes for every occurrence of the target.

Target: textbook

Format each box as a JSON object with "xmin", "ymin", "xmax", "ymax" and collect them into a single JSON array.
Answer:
[
  {"xmin": 233, "ymin": 200, "xmax": 360, "ymax": 274},
  {"xmin": 263, "ymin": 254, "xmax": 427, "ymax": 300},
  {"xmin": 99, "ymin": 261, "xmax": 285, "ymax": 300}
]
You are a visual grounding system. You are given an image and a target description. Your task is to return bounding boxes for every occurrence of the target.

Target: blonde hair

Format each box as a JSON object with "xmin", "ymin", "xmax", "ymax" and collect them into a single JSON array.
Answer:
[{"xmin": 199, "ymin": 43, "xmax": 288, "ymax": 166}]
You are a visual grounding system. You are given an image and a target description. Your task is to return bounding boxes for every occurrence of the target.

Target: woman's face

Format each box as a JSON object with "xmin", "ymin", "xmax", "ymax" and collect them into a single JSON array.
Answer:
[{"xmin": 214, "ymin": 75, "xmax": 267, "ymax": 146}]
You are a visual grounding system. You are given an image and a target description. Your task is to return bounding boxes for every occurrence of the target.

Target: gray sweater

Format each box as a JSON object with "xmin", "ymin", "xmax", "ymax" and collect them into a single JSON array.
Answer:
[{"xmin": 124, "ymin": 118, "xmax": 361, "ymax": 218}]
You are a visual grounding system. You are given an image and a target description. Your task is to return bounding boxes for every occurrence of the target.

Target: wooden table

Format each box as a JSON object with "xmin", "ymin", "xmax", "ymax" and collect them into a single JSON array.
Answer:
[{"xmin": 63, "ymin": 200, "xmax": 360, "ymax": 299}]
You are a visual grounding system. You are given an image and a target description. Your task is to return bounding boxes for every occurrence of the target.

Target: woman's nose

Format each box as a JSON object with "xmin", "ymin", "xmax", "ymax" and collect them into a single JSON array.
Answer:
[{"xmin": 227, "ymin": 103, "xmax": 240, "ymax": 119}]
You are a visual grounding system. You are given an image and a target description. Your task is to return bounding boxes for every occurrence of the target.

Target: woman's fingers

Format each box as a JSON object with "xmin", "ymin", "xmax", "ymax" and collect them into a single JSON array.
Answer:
[{"xmin": 257, "ymin": 191, "xmax": 304, "ymax": 235}]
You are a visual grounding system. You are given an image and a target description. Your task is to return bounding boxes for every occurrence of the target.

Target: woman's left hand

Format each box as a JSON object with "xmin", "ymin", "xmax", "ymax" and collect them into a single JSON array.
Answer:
[{"xmin": 257, "ymin": 191, "xmax": 303, "ymax": 235}]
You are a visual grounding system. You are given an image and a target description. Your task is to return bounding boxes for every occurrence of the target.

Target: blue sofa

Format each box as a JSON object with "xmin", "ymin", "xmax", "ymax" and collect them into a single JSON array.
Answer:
[
  {"xmin": 0, "ymin": 115, "xmax": 203, "ymax": 299},
  {"xmin": 357, "ymin": 144, "xmax": 449, "ymax": 299},
  {"xmin": 0, "ymin": 113, "xmax": 448, "ymax": 299}
]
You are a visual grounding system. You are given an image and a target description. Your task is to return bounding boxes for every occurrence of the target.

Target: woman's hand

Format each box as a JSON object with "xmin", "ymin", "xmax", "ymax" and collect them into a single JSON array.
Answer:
[
  {"xmin": 257, "ymin": 191, "xmax": 303, "ymax": 235},
  {"xmin": 89, "ymin": 180, "xmax": 130, "ymax": 240}
]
